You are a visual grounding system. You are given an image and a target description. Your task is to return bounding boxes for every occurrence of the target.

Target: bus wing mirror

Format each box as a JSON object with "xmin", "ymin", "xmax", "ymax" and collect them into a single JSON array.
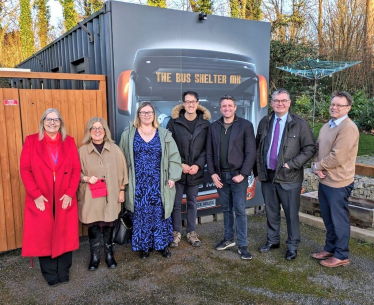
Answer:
[
  {"xmin": 257, "ymin": 74, "xmax": 268, "ymax": 108},
  {"xmin": 117, "ymin": 70, "xmax": 133, "ymax": 115}
]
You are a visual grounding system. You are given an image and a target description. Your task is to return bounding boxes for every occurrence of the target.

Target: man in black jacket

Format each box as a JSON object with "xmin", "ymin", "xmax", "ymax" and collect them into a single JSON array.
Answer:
[
  {"xmin": 206, "ymin": 95, "xmax": 256, "ymax": 260},
  {"xmin": 167, "ymin": 91, "xmax": 211, "ymax": 247},
  {"xmin": 255, "ymin": 88, "xmax": 315, "ymax": 260}
]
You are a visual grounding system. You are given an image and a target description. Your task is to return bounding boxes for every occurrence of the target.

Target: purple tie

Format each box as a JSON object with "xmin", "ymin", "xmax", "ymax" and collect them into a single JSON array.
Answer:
[{"xmin": 269, "ymin": 118, "xmax": 281, "ymax": 170}]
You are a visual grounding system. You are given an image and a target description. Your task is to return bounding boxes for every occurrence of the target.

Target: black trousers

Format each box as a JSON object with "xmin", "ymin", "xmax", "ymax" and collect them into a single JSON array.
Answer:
[
  {"xmin": 39, "ymin": 251, "xmax": 72, "ymax": 283},
  {"xmin": 261, "ymin": 170, "xmax": 302, "ymax": 251}
]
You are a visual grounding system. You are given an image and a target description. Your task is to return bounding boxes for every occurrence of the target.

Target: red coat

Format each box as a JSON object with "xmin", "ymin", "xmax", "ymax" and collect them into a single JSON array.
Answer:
[{"xmin": 20, "ymin": 134, "xmax": 81, "ymax": 258}]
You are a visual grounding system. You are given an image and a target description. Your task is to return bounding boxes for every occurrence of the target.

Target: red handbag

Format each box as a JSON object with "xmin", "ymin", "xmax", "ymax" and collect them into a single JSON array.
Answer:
[{"xmin": 88, "ymin": 178, "xmax": 108, "ymax": 198}]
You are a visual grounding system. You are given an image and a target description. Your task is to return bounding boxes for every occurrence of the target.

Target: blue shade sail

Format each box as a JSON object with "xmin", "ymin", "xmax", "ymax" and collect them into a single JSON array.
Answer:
[
  {"xmin": 276, "ymin": 58, "xmax": 361, "ymax": 129},
  {"xmin": 276, "ymin": 58, "xmax": 361, "ymax": 80}
]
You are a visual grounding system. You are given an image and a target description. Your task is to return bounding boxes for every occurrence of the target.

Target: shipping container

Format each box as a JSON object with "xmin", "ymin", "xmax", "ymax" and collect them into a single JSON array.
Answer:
[{"xmin": 16, "ymin": 0, "xmax": 271, "ymax": 214}]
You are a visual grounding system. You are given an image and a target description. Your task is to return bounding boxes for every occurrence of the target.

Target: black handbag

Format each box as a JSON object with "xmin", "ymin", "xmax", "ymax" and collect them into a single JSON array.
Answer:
[{"xmin": 111, "ymin": 202, "xmax": 133, "ymax": 245}]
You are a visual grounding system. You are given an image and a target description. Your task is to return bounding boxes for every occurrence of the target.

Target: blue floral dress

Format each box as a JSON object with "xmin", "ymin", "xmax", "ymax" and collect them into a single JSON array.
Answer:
[{"xmin": 131, "ymin": 129, "xmax": 173, "ymax": 252}]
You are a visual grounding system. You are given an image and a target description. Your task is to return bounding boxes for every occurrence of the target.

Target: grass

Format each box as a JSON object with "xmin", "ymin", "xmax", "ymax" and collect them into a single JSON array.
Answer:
[{"xmin": 311, "ymin": 121, "xmax": 374, "ymax": 156}]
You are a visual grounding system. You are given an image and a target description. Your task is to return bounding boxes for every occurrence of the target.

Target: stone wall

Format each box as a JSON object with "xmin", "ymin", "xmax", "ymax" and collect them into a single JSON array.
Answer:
[{"xmin": 303, "ymin": 168, "xmax": 374, "ymax": 199}]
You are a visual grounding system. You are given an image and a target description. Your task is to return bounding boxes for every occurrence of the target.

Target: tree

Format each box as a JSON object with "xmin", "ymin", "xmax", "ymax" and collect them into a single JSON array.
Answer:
[
  {"xmin": 83, "ymin": 0, "xmax": 104, "ymax": 19},
  {"xmin": 318, "ymin": 0, "xmax": 323, "ymax": 55},
  {"xmin": 0, "ymin": 30, "xmax": 23, "ymax": 68},
  {"xmin": 244, "ymin": 0, "xmax": 262, "ymax": 20},
  {"xmin": 363, "ymin": 0, "xmax": 374, "ymax": 94},
  {"xmin": 230, "ymin": 0, "xmax": 241, "ymax": 17},
  {"xmin": 230, "ymin": 0, "xmax": 262, "ymax": 20},
  {"xmin": 20, "ymin": 0, "xmax": 34, "ymax": 58},
  {"xmin": 189, "ymin": 0, "xmax": 213, "ymax": 14},
  {"xmin": 269, "ymin": 39, "xmax": 316, "ymax": 94},
  {"xmin": 262, "ymin": 0, "xmax": 308, "ymax": 42},
  {"xmin": 148, "ymin": 0, "xmax": 167, "ymax": 8},
  {"xmin": 59, "ymin": 0, "xmax": 78, "ymax": 31},
  {"xmin": 34, "ymin": 0, "xmax": 51, "ymax": 48}
]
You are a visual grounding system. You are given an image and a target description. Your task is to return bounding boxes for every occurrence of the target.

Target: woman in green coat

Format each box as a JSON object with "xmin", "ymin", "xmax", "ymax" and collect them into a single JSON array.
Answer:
[{"xmin": 120, "ymin": 102, "xmax": 182, "ymax": 259}]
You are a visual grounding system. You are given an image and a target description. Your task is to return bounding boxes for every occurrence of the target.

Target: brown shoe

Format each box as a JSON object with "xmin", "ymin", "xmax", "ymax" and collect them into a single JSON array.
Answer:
[
  {"xmin": 312, "ymin": 250, "xmax": 334, "ymax": 260},
  {"xmin": 320, "ymin": 257, "xmax": 350, "ymax": 267},
  {"xmin": 187, "ymin": 231, "xmax": 202, "ymax": 247},
  {"xmin": 170, "ymin": 231, "xmax": 181, "ymax": 248}
]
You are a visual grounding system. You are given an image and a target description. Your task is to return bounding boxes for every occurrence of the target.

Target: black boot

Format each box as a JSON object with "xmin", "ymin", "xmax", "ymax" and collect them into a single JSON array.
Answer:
[
  {"xmin": 88, "ymin": 225, "xmax": 101, "ymax": 271},
  {"xmin": 102, "ymin": 226, "xmax": 117, "ymax": 269}
]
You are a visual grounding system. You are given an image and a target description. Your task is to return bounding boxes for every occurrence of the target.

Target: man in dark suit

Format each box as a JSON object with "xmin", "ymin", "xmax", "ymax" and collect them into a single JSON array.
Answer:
[
  {"xmin": 255, "ymin": 88, "xmax": 315, "ymax": 260},
  {"xmin": 206, "ymin": 95, "xmax": 256, "ymax": 260}
]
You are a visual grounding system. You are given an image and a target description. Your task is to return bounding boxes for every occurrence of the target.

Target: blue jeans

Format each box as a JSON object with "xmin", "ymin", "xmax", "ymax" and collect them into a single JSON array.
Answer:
[{"xmin": 217, "ymin": 172, "xmax": 248, "ymax": 247}]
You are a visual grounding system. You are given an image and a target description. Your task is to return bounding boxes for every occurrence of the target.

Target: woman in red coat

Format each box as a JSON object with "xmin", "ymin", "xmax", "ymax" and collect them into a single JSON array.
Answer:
[{"xmin": 20, "ymin": 108, "xmax": 81, "ymax": 287}]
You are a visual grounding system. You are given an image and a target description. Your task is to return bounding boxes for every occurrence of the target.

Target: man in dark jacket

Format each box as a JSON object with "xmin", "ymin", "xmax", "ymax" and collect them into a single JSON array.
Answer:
[
  {"xmin": 206, "ymin": 95, "xmax": 256, "ymax": 260},
  {"xmin": 255, "ymin": 88, "xmax": 315, "ymax": 260},
  {"xmin": 167, "ymin": 91, "xmax": 211, "ymax": 247}
]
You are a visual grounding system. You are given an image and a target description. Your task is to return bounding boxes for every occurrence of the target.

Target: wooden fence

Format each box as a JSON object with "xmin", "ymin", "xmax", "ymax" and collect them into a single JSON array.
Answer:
[{"xmin": 0, "ymin": 72, "xmax": 107, "ymax": 252}]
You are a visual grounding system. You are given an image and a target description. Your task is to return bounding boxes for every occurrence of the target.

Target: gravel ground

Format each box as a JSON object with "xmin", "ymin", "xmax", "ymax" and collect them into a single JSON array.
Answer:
[
  {"xmin": 1, "ymin": 213, "xmax": 374, "ymax": 305},
  {"xmin": 356, "ymin": 156, "xmax": 374, "ymax": 166}
]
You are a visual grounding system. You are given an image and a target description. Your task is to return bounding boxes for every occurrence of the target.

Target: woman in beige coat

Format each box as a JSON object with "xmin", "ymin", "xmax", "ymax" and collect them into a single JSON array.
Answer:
[{"xmin": 78, "ymin": 117, "xmax": 128, "ymax": 270}]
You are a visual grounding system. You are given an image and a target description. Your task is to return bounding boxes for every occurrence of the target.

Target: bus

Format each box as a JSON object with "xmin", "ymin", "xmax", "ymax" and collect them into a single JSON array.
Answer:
[{"xmin": 117, "ymin": 48, "xmax": 268, "ymax": 213}]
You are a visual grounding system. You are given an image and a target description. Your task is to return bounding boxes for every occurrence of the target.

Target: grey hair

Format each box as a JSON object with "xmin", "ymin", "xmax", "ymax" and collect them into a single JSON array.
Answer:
[
  {"xmin": 271, "ymin": 88, "xmax": 291, "ymax": 100},
  {"xmin": 82, "ymin": 117, "xmax": 114, "ymax": 144},
  {"xmin": 38, "ymin": 108, "xmax": 66, "ymax": 141}
]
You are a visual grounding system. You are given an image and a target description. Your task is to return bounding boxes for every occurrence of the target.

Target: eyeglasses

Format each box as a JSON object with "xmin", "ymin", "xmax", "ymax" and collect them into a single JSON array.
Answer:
[
  {"xmin": 183, "ymin": 100, "xmax": 197, "ymax": 105},
  {"xmin": 44, "ymin": 118, "xmax": 61, "ymax": 124},
  {"xmin": 90, "ymin": 127, "xmax": 104, "ymax": 132},
  {"xmin": 139, "ymin": 111, "xmax": 154, "ymax": 116},
  {"xmin": 330, "ymin": 103, "xmax": 350, "ymax": 109},
  {"xmin": 272, "ymin": 99, "xmax": 289, "ymax": 104}
]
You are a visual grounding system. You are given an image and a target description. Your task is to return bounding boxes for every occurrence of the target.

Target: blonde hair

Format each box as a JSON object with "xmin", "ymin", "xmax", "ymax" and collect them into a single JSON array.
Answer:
[
  {"xmin": 38, "ymin": 108, "xmax": 67, "ymax": 141},
  {"xmin": 82, "ymin": 117, "xmax": 114, "ymax": 144},
  {"xmin": 133, "ymin": 101, "xmax": 160, "ymax": 128}
]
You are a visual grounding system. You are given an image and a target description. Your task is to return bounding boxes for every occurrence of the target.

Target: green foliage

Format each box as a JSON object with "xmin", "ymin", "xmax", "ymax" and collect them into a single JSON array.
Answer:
[
  {"xmin": 148, "ymin": 0, "xmax": 167, "ymax": 8},
  {"xmin": 350, "ymin": 90, "xmax": 374, "ymax": 132},
  {"xmin": 59, "ymin": 0, "xmax": 78, "ymax": 31},
  {"xmin": 293, "ymin": 94, "xmax": 312, "ymax": 119},
  {"xmin": 34, "ymin": 0, "xmax": 51, "ymax": 48},
  {"xmin": 83, "ymin": 0, "xmax": 103, "ymax": 18},
  {"xmin": 270, "ymin": 40, "xmax": 317, "ymax": 96},
  {"xmin": 291, "ymin": 94, "xmax": 329, "ymax": 126},
  {"xmin": 313, "ymin": 94, "xmax": 331, "ymax": 122},
  {"xmin": 20, "ymin": 0, "xmax": 34, "ymax": 59},
  {"xmin": 297, "ymin": 90, "xmax": 374, "ymax": 134},
  {"xmin": 189, "ymin": 0, "xmax": 213, "ymax": 14}
]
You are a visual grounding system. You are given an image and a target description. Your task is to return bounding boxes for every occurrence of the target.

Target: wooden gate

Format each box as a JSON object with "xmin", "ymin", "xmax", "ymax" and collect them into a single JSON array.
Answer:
[{"xmin": 0, "ymin": 72, "xmax": 107, "ymax": 252}]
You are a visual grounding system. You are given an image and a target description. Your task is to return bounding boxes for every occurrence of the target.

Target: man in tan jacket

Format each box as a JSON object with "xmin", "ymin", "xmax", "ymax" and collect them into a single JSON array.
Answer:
[{"xmin": 312, "ymin": 91, "xmax": 359, "ymax": 268}]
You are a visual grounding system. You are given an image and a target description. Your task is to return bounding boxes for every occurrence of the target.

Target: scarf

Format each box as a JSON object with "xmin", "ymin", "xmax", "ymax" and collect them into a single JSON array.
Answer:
[{"xmin": 44, "ymin": 131, "xmax": 61, "ymax": 173}]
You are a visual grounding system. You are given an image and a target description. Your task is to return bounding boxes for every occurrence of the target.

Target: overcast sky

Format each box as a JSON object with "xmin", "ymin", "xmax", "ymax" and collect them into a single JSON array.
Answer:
[{"xmin": 49, "ymin": 0, "xmax": 63, "ymax": 28}]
